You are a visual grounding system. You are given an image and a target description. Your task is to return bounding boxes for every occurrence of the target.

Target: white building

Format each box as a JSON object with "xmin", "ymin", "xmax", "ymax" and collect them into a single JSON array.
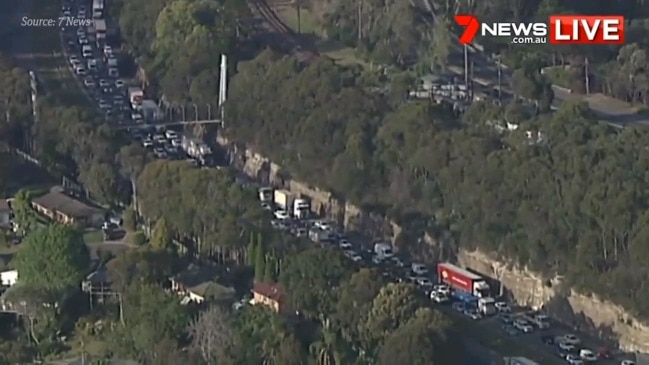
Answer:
[{"xmin": 0, "ymin": 270, "xmax": 18, "ymax": 287}]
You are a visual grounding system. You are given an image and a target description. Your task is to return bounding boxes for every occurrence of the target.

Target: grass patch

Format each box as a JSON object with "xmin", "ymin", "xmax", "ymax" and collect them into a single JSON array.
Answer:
[{"xmin": 83, "ymin": 230, "xmax": 104, "ymax": 245}]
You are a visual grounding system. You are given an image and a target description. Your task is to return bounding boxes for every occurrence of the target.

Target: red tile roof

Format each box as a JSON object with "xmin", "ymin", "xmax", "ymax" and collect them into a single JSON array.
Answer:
[{"xmin": 252, "ymin": 282, "xmax": 285, "ymax": 303}]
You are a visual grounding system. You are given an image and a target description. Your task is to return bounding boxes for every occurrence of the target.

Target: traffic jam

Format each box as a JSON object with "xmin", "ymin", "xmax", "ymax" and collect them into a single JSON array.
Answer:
[{"xmin": 259, "ymin": 186, "xmax": 635, "ymax": 365}]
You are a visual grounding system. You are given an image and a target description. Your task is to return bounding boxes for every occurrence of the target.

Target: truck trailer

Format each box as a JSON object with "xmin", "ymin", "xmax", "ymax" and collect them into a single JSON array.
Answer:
[
  {"xmin": 437, "ymin": 263, "xmax": 491, "ymax": 298},
  {"xmin": 273, "ymin": 189, "xmax": 294, "ymax": 212},
  {"xmin": 127, "ymin": 87, "xmax": 143, "ymax": 109}
]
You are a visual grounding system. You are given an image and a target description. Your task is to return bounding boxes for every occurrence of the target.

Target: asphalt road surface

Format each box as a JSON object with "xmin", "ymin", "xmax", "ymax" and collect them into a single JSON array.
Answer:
[{"xmin": 0, "ymin": 0, "xmax": 32, "ymax": 59}]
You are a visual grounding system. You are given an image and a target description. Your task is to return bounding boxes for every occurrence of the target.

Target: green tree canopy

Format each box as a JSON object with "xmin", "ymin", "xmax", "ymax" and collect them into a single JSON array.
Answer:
[{"xmin": 13, "ymin": 224, "xmax": 90, "ymax": 291}]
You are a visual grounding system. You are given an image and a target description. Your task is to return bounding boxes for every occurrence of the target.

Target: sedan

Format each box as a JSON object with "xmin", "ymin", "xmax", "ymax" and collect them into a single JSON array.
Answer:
[
  {"xmin": 115, "ymin": 79, "xmax": 125, "ymax": 88},
  {"xmin": 83, "ymin": 78, "xmax": 95, "ymax": 87},
  {"xmin": 566, "ymin": 354, "xmax": 583, "ymax": 365},
  {"xmin": 463, "ymin": 310, "xmax": 482, "ymax": 320},
  {"xmin": 98, "ymin": 100, "xmax": 111, "ymax": 109},
  {"xmin": 579, "ymin": 349, "xmax": 597, "ymax": 362},
  {"xmin": 558, "ymin": 342, "xmax": 576, "ymax": 352},
  {"xmin": 171, "ymin": 138, "xmax": 182, "ymax": 147},
  {"xmin": 142, "ymin": 139, "xmax": 154, "ymax": 148},
  {"xmin": 416, "ymin": 277, "xmax": 433, "ymax": 287},
  {"xmin": 339, "ymin": 239, "xmax": 352, "ymax": 249},
  {"xmin": 273, "ymin": 210, "xmax": 289, "ymax": 220},
  {"xmin": 561, "ymin": 334, "xmax": 581, "ymax": 345},
  {"xmin": 99, "ymin": 79, "xmax": 110, "ymax": 88}
]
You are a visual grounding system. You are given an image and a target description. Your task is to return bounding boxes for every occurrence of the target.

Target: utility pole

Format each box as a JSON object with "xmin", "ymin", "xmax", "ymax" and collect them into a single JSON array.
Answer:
[
  {"xmin": 470, "ymin": 59, "xmax": 474, "ymax": 101},
  {"xmin": 584, "ymin": 57, "xmax": 590, "ymax": 95},
  {"xmin": 463, "ymin": 44, "xmax": 469, "ymax": 92},
  {"xmin": 357, "ymin": 0, "xmax": 362, "ymax": 44}
]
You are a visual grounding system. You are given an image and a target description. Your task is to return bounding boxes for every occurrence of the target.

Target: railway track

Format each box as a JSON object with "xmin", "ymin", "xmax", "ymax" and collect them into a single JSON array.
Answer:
[{"xmin": 249, "ymin": 0, "xmax": 319, "ymax": 60}]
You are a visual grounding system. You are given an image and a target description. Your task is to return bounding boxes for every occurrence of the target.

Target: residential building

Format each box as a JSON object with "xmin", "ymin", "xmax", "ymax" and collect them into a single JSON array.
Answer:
[
  {"xmin": 0, "ymin": 269, "xmax": 17, "ymax": 287},
  {"xmin": 31, "ymin": 187, "xmax": 105, "ymax": 227},
  {"xmin": 0, "ymin": 199, "xmax": 10, "ymax": 227},
  {"xmin": 170, "ymin": 263, "xmax": 235, "ymax": 305},
  {"xmin": 251, "ymin": 282, "xmax": 288, "ymax": 314}
]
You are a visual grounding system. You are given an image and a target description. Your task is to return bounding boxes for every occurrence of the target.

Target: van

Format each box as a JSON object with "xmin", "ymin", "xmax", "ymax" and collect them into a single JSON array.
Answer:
[{"xmin": 82, "ymin": 45, "xmax": 93, "ymax": 58}]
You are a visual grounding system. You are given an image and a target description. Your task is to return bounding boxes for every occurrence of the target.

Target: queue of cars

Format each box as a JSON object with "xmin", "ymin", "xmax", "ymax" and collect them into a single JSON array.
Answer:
[
  {"xmin": 60, "ymin": 0, "xmax": 192, "ymax": 161},
  {"xmin": 260, "ymin": 185, "xmax": 636, "ymax": 365}
]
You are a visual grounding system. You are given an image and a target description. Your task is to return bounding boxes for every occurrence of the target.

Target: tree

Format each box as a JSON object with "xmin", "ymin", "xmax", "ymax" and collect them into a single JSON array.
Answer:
[
  {"xmin": 117, "ymin": 143, "xmax": 148, "ymax": 212},
  {"xmin": 187, "ymin": 305, "xmax": 236, "ymax": 364},
  {"xmin": 122, "ymin": 207, "xmax": 136, "ymax": 231},
  {"xmin": 360, "ymin": 282, "xmax": 423, "ymax": 349},
  {"xmin": 106, "ymin": 248, "xmax": 173, "ymax": 294},
  {"xmin": 279, "ymin": 248, "xmax": 352, "ymax": 318},
  {"xmin": 11, "ymin": 189, "xmax": 36, "ymax": 236},
  {"xmin": 273, "ymin": 333, "xmax": 305, "ymax": 365},
  {"xmin": 150, "ymin": 217, "xmax": 172, "ymax": 251},
  {"xmin": 377, "ymin": 308, "xmax": 462, "ymax": 365},
  {"xmin": 263, "ymin": 254, "xmax": 276, "ymax": 282},
  {"xmin": 13, "ymin": 224, "xmax": 90, "ymax": 291},
  {"xmin": 333, "ymin": 268, "xmax": 384, "ymax": 341},
  {"xmin": 255, "ymin": 241, "xmax": 266, "ymax": 282}
]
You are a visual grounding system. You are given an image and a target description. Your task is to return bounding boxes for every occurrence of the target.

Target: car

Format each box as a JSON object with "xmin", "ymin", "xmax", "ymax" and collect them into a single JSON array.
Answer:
[
  {"xmin": 108, "ymin": 68, "xmax": 119, "ymax": 77},
  {"xmin": 621, "ymin": 360, "xmax": 635, "ymax": 365},
  {"xmin": 390, "ymin": 256, "xmax": 404, "ymax": 267},
  {"xmin": 339, "ymin": 239, "xmax": 352, "ymax": 249},
  {"xmin": 371, "ymin": 255, "xmax": 382, "ymax": 265},
  {"xmin": 499, "ymin": 313, "xmax": 514, "ymax": 324},
  {"xmin": 561, "ymin": 334, "xmax": 581, "ymax": 345},
  {"xmin": 78, "ymin": 5, "xmax": 86, "ymax": 12},
  {"xmin": 495, "ymin": 301, "xmax": 511, "ymax": 312},
  {"xmin": 104, "ymin": 45, "xmax": 112, "ymax": 54},
  {"xmin": 132, "ymin": 112, "xmax": 143, "ymax": 121},
  {"xmin": 519, "ymin": 324, "xmax": 534, "ymax": 333},
  {"xmin": 314, "ymin": 220, "xmax": 331, "ymax": 231},
  {"xmin": 99, "ymin": 79, "xmax": 110, "ymax": 87},
  {"xmin": 452, "ymin": 302, "xmax": 464, "ymax": 312},
  {"xmin": 115, "ymin": 79, "xmax": 125, "ymax": 88},
  {"xmin": 416, "ymin": 277, "xmax": 433, "ymax": 287},
  {"xmin": 76, "ymin": 28, "xmax": 85, "ymax": 36},
  {"xmin": 164, "ymin": 130, "xmax": 178, "ymax": 139},
  {"xmin": 430, "ymin": 291, "xmax": 449, "ymax": 303},
  {"xmin": 350, "ymin": 254, "xmax": 362, "ymax": 262},
  {"xmin": 83, "ymin": 78, "xmax": 95, "ymax": 87},
  {"xmin": 433, "ymin": 284, "xmax": 450, "ymax": 295},
  {"xmin": 566, "ymin": 354, "xmax": 584, "ymax": 365},
  {"xmin": 273, "ymin": 210, "xmax": 289, "ymax": 220},
  {"xmin": 142, "ymin": 139, "xmax": 154, "ymax": 148},
  {"xmin": 153, "ymin": 134, "xmax": 166, "ymax": 143},
  {"xmin": 502, "ymin": 325, "xmax": 518, "ymax": 336},
  {"xmin": 78, "ymin": 37, "xmax": 89, "ymax": 45},
  {"xmin": 69, "ymin": 55, "xmax": 80, "ymax": 64},
  {"xmin": 541, "ymin": 335, "xmax": 555, "ymax": 345},
  {"xmin": 171, "ymin": 138, "xmax": 182, "ymax": 147},
  {"xmin": 579, "ymin": 349, "xmax": 597, "ymax": 362},
  {"xmin": 99, "ymin": 100, "xmax": 111, "ymax": 109},
  {"xmin": 463, "ymin": 310, "xmax": 482, "ymax": 320},
  {"xmin": 153, "ymin": 148, "xmax": 167, "ymax": 158},
  {"xmin": 63, "ymin": 9, "xmax": 71, "ymax": 16},
  {"xmin": 559, "ymin": 342, "xmax": 576, "ymax": 352},
  {"xmin": 411, "ymin": 263, "xmax": 428, "ymax": 275},
  {"xmin": 164, "ymin": 145, "xmax": 179, "ymax": 154},
  {"xmin": 75, "ymin": 66, "xmax": 86, "ymax": 76}
]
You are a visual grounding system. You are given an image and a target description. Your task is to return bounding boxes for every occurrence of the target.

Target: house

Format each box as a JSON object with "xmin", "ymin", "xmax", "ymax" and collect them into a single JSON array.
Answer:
[
  {"xmin": 0, "ymin": 269, "xmax": 17, "ymax": 287},
  {"xmin": 31, "ymin": 187, "xmax": 105, "ymax": 227},
  {"xmin": 170, "ymin": 263, "xmax": 235, "ymax": 305},
  {"xmin": 251, "ymin": 282, "xmax": 288, "ymax": 314},
  {"xmin": 0, "ymin": 199, "xmax": 10, "ymax": 227}
]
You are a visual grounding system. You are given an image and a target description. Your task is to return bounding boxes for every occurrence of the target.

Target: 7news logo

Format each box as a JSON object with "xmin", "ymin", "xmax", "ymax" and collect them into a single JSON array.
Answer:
[{"xmin": 455, "ymin": 14, "xmax": 625, "ymax": 45}]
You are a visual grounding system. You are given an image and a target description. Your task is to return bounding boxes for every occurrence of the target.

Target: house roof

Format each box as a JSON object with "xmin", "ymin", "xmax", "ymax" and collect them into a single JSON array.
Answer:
[
  {"xmin": 32, "ymin": 187, "xmax": 104, "ymax": 218},
  {"xmin": 172, "ymin": 263, "xmax": 221, "ymax": 288},
  {"xmin": 189, "ymin": 281, "xmax": 235, "ymax": 300},
  {"xmin": 0, "ymin": 199, "xmax": 9, "ymax": 212},
  {"xmin": 252, "ymin": 282, "xmax": 285, "ymax": 303}
]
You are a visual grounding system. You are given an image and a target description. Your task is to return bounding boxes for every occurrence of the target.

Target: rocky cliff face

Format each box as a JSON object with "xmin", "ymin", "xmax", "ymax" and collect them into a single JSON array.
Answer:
[{"xmin": 215, "ymin": 135, "xmax": 649, "ymax": 353}]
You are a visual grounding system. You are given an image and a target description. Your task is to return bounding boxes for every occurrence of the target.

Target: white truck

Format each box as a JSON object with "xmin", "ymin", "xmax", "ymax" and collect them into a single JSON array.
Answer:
[
  {"xmin": 274, "ymin": 189, "xmax": 295, "ymax": 212},
  {"xmin": 128, "ymin": 87, "xmax": 143, "ymax": 109},
  {"xmin": 477, "ymin": 297, "xmax": 496, "ymax": 316},
  {"xmin": 293, "ymin": 198, "xmax": 310, "ymax": 219},
  {"xmin": 373, "ymin": 243, "xmax": 393, "ymax": 260},
  {"xmin": 258, "ymin": 187, "xmax": 273, "ymax": 202}
]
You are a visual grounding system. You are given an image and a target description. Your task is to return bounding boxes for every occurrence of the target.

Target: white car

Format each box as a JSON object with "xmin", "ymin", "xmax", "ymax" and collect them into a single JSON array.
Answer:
[
  {"xmin": 463, "ymin": 310, "xmax": 482, "ymax": 320},
  {"xmin": 99, "ymin": 79, "xmax": 110, "ymax": 87},
  {"xmin": 430, "ymin": 291, "xmax": 449, "ymax": 303},
  {"xmin": 115, "ymin": 79, "xmax": 125, "ymax": 88},
  {"xmin": 566, "ymin": 354, "xmax": 583, "ymax": 365},
  {"xmin": 153, "ymin": 134, "xmax": 166, "ymax": 143},
  {"xmin": 142, "ymin": 139, "xmax": 154, "ymax": 148},
  {"xmin": 495, "ymin": 301, "xmax": 511, "ymax": 312},
  {"xmin": 561, "ymin": 334, "xmax": 581, "ymax": 345},
  {"xmin": 411, "ymin": 263, "xmax": 428, "ymax": 276},
  {"xmin": 621, "ymin": 361, "xmax": 635, "ymax": 365},
  {"xmin": 433, "ymin": 284, "xmax": 450, "ymax": 295},
  {"xmin": 273, "ymin": 210, "xmax": 289, "ymax": 220},
  {"xmin": 559, "ymin": 342, "xmax": 576, "ymax": 352},
  {"xmin": 314, "ymin": 220, "xmax": 331, "ymax": 231},
  {"xmin": 75, "ymin": 66, "xmax": 87, "ymax": 75},
  {"xmin": 339, "ymin": 239, "xmax": 352, "ymax": 249},
  {"xmin": 171, "ymin": 138, "xmax": 182, "ymax": 147},
  {"xmin": 98, "ymin": 101, "xmax": 111, "ymax": 109},
  {"xmin": 416, "ymin": 277, "xmax": 433, "ymax": 287},
  {"xmin": 83, "ymin": 78, "xmax": 95, "ymax": 87},
  {"xmin": 165, "ymin": 130, "xmax": 178, "ymax": 139},
  {"xmin": 579, "ymin": 349, "xmax": 597, "ymax": 362}
]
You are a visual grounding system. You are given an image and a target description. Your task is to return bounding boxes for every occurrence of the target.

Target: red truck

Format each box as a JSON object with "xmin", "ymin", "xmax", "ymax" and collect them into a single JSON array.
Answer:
[{"xmin": 437, "ymin": 262, "xmax": 491, "ymax": 297}]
